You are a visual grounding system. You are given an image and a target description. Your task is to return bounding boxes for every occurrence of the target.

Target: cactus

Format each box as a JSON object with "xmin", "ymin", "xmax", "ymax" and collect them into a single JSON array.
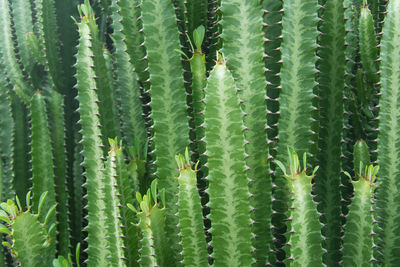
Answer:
[
  {"xmin": 140, "ymin": 0, "xmax": 190, "ymax": 257},
  {"xmin": 315, "ymin": 0, "xmax": 345, "ymax": 265},
  {"xmin": 342, "ymin": 164, "xmax": 378, "ymax": 266},
  {"xmin": 275, "ymin": 148, "xmax": 323, "ymax": 266},
  {"xmin": 376, "ymin": 0, "xmax": 400, "ymax": 264},
  {"xmin": 0, "ymin": 192, "xmax": 56, "ymax": 266},
  {"xmin": 29, "ymin": 92, "xmax": 57, "ymax": 260},
  {"xmin": 0, "ymin": 0, "xmax": 399, "ymax": 266},
  {"xmin": 204, "ymin": 55, "xmax": 253, "ymax": 266},
  {"xmin": 220, "ymin": 1, "xmax": 273, "ymax": 264},
  {"xmin": 74, "ymin": 7, "xmax": 108, "ymax": 265},
  {"xmin": 130, "ymin": 179, "xmax": 173, "ymax": 266},
  {"xmin": 175, "ymin": 149, "xmax": 208, "ymax": 266}
]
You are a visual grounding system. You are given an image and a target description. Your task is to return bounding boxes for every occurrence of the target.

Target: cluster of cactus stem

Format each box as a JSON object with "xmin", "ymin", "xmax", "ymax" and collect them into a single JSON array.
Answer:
[{"xmin": 0, "ymin": 0, "xmax": 398, "ymax": 266}]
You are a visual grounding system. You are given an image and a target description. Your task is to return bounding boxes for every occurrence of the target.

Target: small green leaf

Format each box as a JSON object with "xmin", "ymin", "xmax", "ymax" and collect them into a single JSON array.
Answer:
[
  {"xmin": 2, "ymin": 241, "xmax": 11, "ymax": 248},
  {"xmin": 44, "ymin": 205, "xmax": 57, "ymax": 226},
  {"xmin": 193, "ymin": 25, "xmax": 205, "ymax": 51},
  {"xmin": 160, "ymin": 188, "xmax": 166, "ymax": 208},
  {"xmin": 0, "ymin": 223, "xmax": 10, "ymax": 235},
  {"xmin": 0, "ymin": 203, "xmax": 7, "ymax": 213},
  {"xmin": 15, "ymin": 195, "xmax": 22, "ymax": 212},
  {"xmin": 127, "ymin": 203, "xmax": 137, "ymax": 213},
  {"xmin": 274, "ymin": 160, "xmax": 287, "ymax": 176},
  {"xmin": 151, "ymin": 179, "xmax": 158, "ymax": 205},
  {"xmin": 26, "ymin": 191, "xmax": 32, "ymax": 211},
  {"xmin": 136, "ymin": 192, "xmax": 142, "ymax": 204},
  {"xmin": 37, "ymin": 191, "xmax": 48, "ymax": 215},
  {"xmin": 76, "ymin": 242, "xmax": 81, "ymax": 267}
]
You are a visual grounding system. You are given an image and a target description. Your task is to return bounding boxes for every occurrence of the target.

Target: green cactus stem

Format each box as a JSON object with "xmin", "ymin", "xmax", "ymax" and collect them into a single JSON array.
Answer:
[
  {"xmin": 275, "ymin": 148, "xmax": 323, "ymax": 266},
  {"xmin": 376, "ymin": 0, "xmax": 400, "ymax": 264},
  {"xmin": 74, "ymin": 6, "xmax": 108, "ymax": 265},
  {"xmin": 175, "ymin": 149, "xmax": 208, "ymax": 266},
  {"xmin": 342, "ymin": 164, "xmax": 378, "ymax": 266},
  {"xmin": 131, "ymin": 179, "xmax": 173, "ymax": 267},
  {"xmin": 204, "ymin": 55, "xmax": 253, "ymax": 266}
]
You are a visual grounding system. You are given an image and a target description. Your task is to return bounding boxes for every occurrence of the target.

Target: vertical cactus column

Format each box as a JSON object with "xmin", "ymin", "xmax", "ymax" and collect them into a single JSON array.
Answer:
[
  {"xmin": 29, "ymin": 92, "xmax": 56, "ymax": 262},
  {"xmin": 204, "ymin": 56, "xmax": 253, "ymax": 266},
  {"xmin": 275, "ymin": 148, "xmax": 323, "ymax": 266},
  {"xmin": 376, "ymin": 0, "xmax": 400, "ymax": 264},
  {"xmin": 46, "ymin": 90, "xmax": 70, "ymax": 256},
  {"xmin": 110, "ymin": 0, "xmax": 146, "ymax": 148},
  {"xmin": 140, "ymin": 0, "xmax": 190, "ymax": 258},
  {"xmin": 175, "ymin": 150, "xmax": 208, "ymax": 266},
  {"xmin": 273, "ymin": 0, "xmax": 319, "ymax": 261},
  {"xmin": 0, "ymin": 71, "xmax": 14, "ymax": 202},
  {"xmin": 133, "ymin": 180, "xmax": 173, "ymax": 266},
  {"xmin": 342, "ymin": 165, "xmax": 378, "ymax": 265},
  {"xmin": 220, "ymin": 1, "xmax": 273, "ymax": 264},
  {"xmin": 74, "ymin": 8, "xmax": 108, "ymax": 265},
  {"xmin": 315, "ymin": 0, "xmax": 345, "ymax": 265}
]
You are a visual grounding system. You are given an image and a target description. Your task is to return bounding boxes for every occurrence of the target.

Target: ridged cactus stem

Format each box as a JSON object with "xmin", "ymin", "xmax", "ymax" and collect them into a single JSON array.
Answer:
[
  {"xmin": 315, "ymin": 0, "xmax": 345, "ymax": 265},
  {"xmin": 10, "ymin": 0, "xmax": 35, "ymax": 74},
  {"xmin": 140, "ymin": 0, "xmax": 190, "ymax": 258},
  {"xmin": 376, "ymin": 0, "xmax": 400, "ymax": 264},
  {"xmin": 74, "ymin": 8, "xmax": 108, "ymax": 265},
  {"xmin": 110, "ymin": 0, "xmax": 147, "ymax": 149},
  {"xmin": 114, "ymin": 140, "xmax": 139, "ymax": 267},
  {"xmin": 80, "ymin": 0, "xmax": 121, "ymax": 146},
  {"xmin": 273, "ymin": 0, "xmax": 319, "ymax": 261},
  {"xmin": 175, "ymin": 149, "xmax": 208, "ymax": 266},
  {"xmin": 342, "ymin": 165, "xmax": 378, "ymax": 265},
  {"xmin": 47, "ymin": 90, "xmax": 70, "ymax": 256},
  {"xmin": 0, "ymin": 0, "xmax": 31, "ymax": 102},
  {"xmin": 131, "ymin": 180, "xmax": 173, "ymax": 266},
  {"xmin": 220, "ymin": 1, "xmax": 273, "ymax": 264},
  {"xmin": 353, "ymin": 139, "xmax": 370, "ymax": 176},
  {"xmin": 103, "ymin": 139, "xmax": 125, "ymax": 266},
  {"xmin": 275, "ymin": 148, "xmax": 323, "ymax": 266},
  {"xmin": 0, "ymin": 72, "xmax": 14, "ymax": 202},
  {"xmin": 29, "ymin": 91, "xmax": 56, "ymax": 263},
  {"xmin": 204, "ymin": 56, "xmax": 253, "ymax": 266},
  {"xmin": 11, "ymin": 94, "xmax": 30, "ymax": 205}
]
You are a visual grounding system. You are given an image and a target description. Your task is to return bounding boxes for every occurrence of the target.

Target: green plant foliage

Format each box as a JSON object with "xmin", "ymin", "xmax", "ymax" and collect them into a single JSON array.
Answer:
[
  {"xmin": 353, "ymin": 139, "xmax": 371, "ymax": 176},
  {"xmin": 46, "ymin": 90, "xmax": 70, "ymax": 256},
  {"xmin": 103, "ymin": 139, "xmax": 125, "ymax": 266},
  {"xmin": 80, "ymin": 0, "xmax": 120, "ymax": 146},
  {"xmin": 0, "ymin": 0, "xmax": 399, "ymax": 266},
  {"xmin": 110, "ymin": 0, "xmax": 146, "ymax": 149},
  {"xmin": 0, "ymin": 0, "xmax": 32, "ymax": 102}
]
